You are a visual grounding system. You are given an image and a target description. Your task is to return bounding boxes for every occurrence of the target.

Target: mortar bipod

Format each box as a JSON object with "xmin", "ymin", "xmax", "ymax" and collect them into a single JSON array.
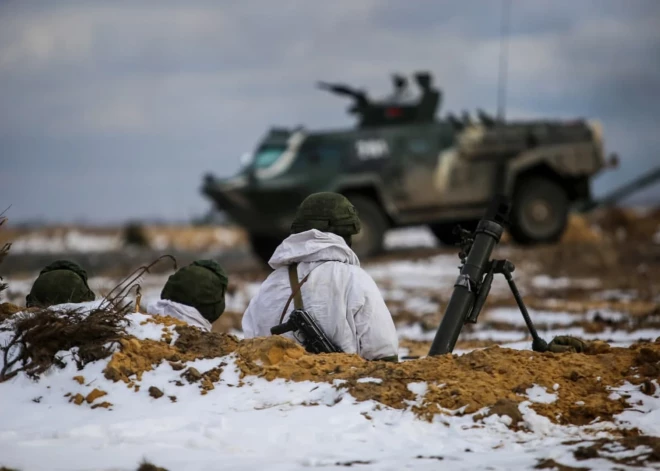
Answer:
[{"xmin": 466, "ymin": 259, "xmax": 548, "ymax": 353}]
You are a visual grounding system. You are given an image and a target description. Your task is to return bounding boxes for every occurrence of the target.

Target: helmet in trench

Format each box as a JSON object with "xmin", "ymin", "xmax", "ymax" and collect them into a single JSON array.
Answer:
[{"xmin": 290, "ymin": 192, "xmax": 361, "ymax": 237}]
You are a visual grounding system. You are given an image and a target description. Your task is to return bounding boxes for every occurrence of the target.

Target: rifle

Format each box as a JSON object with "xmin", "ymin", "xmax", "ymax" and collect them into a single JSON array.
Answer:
[
  {"xmin": 271, "ymin": 309, "xmax": 343, "ymax": 354},
  {"xmin": 428, "ymin": 195, "xmax": 549, "ymax": 356}
]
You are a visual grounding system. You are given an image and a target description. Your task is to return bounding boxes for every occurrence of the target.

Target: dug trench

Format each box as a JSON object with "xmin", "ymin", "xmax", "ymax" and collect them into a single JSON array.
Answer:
[{"xmin": 97, "ymin": 320, "xmax": 660, "ymax": 430}]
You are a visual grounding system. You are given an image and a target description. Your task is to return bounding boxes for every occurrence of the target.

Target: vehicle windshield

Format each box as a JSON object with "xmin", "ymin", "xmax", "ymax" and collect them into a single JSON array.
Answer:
[{"xmin": 253, "ymin": 146, "xmax": 286, "ymax": 168}]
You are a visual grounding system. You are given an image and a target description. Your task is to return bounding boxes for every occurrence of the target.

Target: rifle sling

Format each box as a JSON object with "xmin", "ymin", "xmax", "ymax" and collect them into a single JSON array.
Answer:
[
  {"xmin": 278, "ymin": 262, "xmax": 327, "ymax": 324},
  {"xmin": 279, "ymin": 264, "xmax": 307, "ymax": 324}
]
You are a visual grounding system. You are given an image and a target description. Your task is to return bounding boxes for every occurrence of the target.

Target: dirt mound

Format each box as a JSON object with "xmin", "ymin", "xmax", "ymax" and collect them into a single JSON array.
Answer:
[
  {"xmin": 104, "ymin": 326, "xmax": 238, "ymax": 383},
  {"xmin": 96, "ymin": 327, "xmax": 660, "ymax": 426},
  {"xmin": 104, "ymin": 338, "xmax": 188, "ymax": 383},
  {"xmin": 231, "ymin": 336, "xmax": 660, "ymax": 426},
  {"xmin": 5, "ymin": 308, "xmax": 658, "ymax": 428},
  {"xmin": 560, "ymin": 214, "xmax": 603, "ymax": 244},
  {"xmin": 173, "ymin": 325, "xmax": 239, "ymax": 358},
  {"xmin": 591, "ymin": 207, "xmax": 660, "ymax": 242}
]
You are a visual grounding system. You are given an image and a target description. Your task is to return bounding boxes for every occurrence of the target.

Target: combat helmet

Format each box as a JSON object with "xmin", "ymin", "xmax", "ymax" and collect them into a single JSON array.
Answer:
[
  {"xmin": 290, "ymin": 192, "xmax": 361, "ymax": 238},
  {"xmin": 160, "ymin": 260, "xmax": 228, "ymax": 324},
  {"xmin": 26, "ymin": 260, "xmax": 96, "ymax": 308}
]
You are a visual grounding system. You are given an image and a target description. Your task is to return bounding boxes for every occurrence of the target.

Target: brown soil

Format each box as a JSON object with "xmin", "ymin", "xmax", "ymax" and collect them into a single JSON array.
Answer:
[
  {"xmin": 0, "ymin": 303, "xmax": 22, "ymax": 322},
  {"xmin": 103, "ymin": 325, "xmax": 238, "ymax": 383},
  {"xmin": 172, "ymin": 325, "xmax": 239, "ymax": 357},
  {"xmin": 85, "ymin": 388, "xmax": 107, "ymax": 403},
  {"xmin": 570, "ymin": 435, "xmax": 660, "ymax": 467},
  {"xmin": 535, "ymin": 459, "xmax": 589, "ymax": 471},
  {"xmin": 560, "ymin": 214, "xmax": 604, "ymax": 244},
  {"xmin": 232, "ymin": 336, "xmax": 660, "ymax": 426},
  {"xmin": 100, "ymin": 319, "xmax": 660, "ymax": 427},
  {"xmin": 104, "ymin": 338, "xmax": 195, "ymax": 383}
]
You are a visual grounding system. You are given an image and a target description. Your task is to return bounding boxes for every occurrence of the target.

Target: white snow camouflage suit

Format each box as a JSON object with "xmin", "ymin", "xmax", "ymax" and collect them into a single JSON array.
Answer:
[{"xmin": 242, "ymin": 229, "xmax": 399, "ymax": 360}]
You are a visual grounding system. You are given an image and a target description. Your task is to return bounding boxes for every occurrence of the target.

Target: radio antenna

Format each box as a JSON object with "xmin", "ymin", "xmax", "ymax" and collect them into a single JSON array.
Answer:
[{"xmin": 496, "ymin": 0, "xmax": 512, "ymax": 122}]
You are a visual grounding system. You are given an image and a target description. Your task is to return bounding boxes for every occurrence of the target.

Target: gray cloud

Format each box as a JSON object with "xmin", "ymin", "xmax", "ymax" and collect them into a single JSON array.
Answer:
[{"xmin": 1, "ymin": 0, "xmax": 659, "ymax": 223}]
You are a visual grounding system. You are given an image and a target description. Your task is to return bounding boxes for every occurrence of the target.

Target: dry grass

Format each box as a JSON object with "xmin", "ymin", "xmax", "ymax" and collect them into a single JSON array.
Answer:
[
  {"xmin": 0, "ymin": 255, "xmax": 179, "ymax": 382},
  {"xmin": 0, "ymin": 213, "xmax": 11, "ymax": 300},
  {"xmin": 0, "ymin": 305, "xmax": 130, "ymax": 382}
]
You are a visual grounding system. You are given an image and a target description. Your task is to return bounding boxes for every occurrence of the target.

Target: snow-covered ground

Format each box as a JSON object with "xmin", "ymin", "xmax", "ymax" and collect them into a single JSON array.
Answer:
[
  {"xmin": 8, "ymin": 230, "xmax": 121, "ymax": 254},
  {"xmin": 1, "ymin": 310, "xmax": 658, "ymax": 471},
  {"xmin": 2, "ymin": 224, "xmax": 659, "ymax": 470}
]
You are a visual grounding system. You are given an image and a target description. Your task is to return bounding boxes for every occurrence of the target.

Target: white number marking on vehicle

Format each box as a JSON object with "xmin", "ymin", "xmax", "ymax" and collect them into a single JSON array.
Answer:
[{"xmin": 355, "ymin": 140, "xmax": 390, "ymax": 160}]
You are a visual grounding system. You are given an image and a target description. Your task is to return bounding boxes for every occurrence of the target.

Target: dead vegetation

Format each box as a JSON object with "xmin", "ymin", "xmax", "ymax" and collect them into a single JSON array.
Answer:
[
  {"xmin": 0, "ymin": 256, "xmax": 178, "ymax": 382},
  {"xmin": 136, "ymin": 461, "xmax": 169, "ymax": 471},
  {"xmin": 0, "ymin": 211, "xmax": 11, "ymax": 301},
  {"xmin": 0, "ymin": 304, "xmax": 130, "ymax": 382}
]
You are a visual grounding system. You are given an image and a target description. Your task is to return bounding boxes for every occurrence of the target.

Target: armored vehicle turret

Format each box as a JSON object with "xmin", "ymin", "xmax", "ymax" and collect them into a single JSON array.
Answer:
[{"xmin": 202, "ymin": 72, "xmax": 612, "ymax": 264}]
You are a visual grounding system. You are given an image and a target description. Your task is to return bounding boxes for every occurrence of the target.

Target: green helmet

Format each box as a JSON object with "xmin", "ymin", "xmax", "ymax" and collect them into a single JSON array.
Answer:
[
  {"xmin": 160, "ymin": 259, "xmax": 228, "ymax": 324},
  {"xmin": 26, "ymin": 260, "xmax": 96, "ymax": 308},
  {"xmin": 290, "ymin": 192, "xmax": 361, "ymax": 237}
]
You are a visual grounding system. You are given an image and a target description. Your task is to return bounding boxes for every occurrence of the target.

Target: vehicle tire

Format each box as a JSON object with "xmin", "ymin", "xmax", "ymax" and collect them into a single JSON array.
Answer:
[
  {"xmin": 509, "ymin": 177, "xmax": 569, "ymax": 244},
  {"xmin": 429, "ymin": 220, "xmax": 478, "ymax": 246},
  {"xmin": 344, "ymin": 195, "xmax": 388, "ymax": 259},
  {"xmin": 248, "ymin": 234, "xmax": 283, "ymax": 266}
]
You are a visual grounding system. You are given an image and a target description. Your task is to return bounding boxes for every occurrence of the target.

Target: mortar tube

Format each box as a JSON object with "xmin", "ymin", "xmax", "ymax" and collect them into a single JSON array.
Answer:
[{"xmin": 428, "ymin": 219, "xmax": 504, "ymax": 355}]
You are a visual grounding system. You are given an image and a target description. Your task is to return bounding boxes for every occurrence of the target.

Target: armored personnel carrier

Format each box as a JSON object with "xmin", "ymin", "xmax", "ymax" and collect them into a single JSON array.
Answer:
[{"xmin": 202, "ymin": 71, "xmax": 612, "ymax": 264}]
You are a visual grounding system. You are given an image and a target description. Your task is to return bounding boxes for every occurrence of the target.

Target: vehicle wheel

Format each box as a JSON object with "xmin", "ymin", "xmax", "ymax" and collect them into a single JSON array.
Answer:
[
  {"xmin": 429, "ymin": 220, "xmax": 478, "ymax": 246},
  {"xmin": 248, "ymin": 234, "xmax": 283, "ymax": 266},
  {"xmin": 345, "ymin": 195, "xmax": 388, "ymax": 259},
  {"xmin": 509, "ymin": 177, "xmax": 569, "ymax": 244}
]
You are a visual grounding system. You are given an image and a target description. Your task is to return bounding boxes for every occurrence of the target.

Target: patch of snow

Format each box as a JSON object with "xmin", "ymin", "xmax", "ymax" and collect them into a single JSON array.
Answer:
[
  {"xmin": 383, "ymin": 226, "xmax": 438, "ymax": 249},
  {"xmin": 402, "ymin": 296, "xmax": 439, "ymax": 315},
  {"xmin": 357, "ymin": 377, "xmax": 382, "ymax": 384},
  {"xmin": 8, "ymin": 231, "xmax": 121, "ymax": 254},
  {"xmin": 591, "ymin": 290, "xmax": 638, "ymax": 302},
  {"xmin": 532, "ymin": 275, "xmax": 601, "ymax": 290},
  {"xmin": 407, "ymin": 382, "xmax": 428, "ymax": 397},
  {"xmin": 366, "ymin": 255, "xmax": 460, "ymax": 290},
  {"xmin": 486, "ymin": 307, "xmax": 579, "ymax": 327},
  {"xmin": 613, "ymin": 381, "xmax": 660, "ymax": 436},
  {"xmin": 125, "ymin": 313, "xmax": 171, "ymax": 340},
  {"xmin": 524, "ymin": 385, "xmax": 557, "ymax": 404}
]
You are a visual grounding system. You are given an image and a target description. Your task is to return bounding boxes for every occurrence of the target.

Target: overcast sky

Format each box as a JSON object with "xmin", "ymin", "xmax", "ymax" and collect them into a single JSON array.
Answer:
[{"xmin": 1, "ymin": 0, "xmax": 659, "ymax": 224}]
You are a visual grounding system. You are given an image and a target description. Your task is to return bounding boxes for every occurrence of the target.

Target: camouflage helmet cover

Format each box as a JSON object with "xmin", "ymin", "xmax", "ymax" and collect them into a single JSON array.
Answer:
[
  {"xmin": 290, "ymin": 192, "xmax": 361, "ymax": 237},
  {"xmin": 26, "ymin": 259, "xmax": 96, "ymax": 308},
  {"xmin": 160, "ymin": 259, "xmax": 228, "ymax": 324}
]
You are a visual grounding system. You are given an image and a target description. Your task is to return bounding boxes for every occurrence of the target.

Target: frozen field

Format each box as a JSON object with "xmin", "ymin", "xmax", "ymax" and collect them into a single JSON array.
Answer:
[{"xmin": 1, "ymin": 217, "xmax": 659, "ymax": 470}]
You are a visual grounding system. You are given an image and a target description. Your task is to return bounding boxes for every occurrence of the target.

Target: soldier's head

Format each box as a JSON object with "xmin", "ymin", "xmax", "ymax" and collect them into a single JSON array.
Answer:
[
  {"xmin": 414, "ymin": 71, "xmax": 432, "ymax": 90},
  {"xmin": 26, "ymin": 260, "xmax": 96, "ymax": 308},
  {"xmin": 160, "ymin": 260, "xmax": 228, "ymax": 324},
  {"xmin": 290, "ymin": 192, "xmax": 361, "ymax": 247}
]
